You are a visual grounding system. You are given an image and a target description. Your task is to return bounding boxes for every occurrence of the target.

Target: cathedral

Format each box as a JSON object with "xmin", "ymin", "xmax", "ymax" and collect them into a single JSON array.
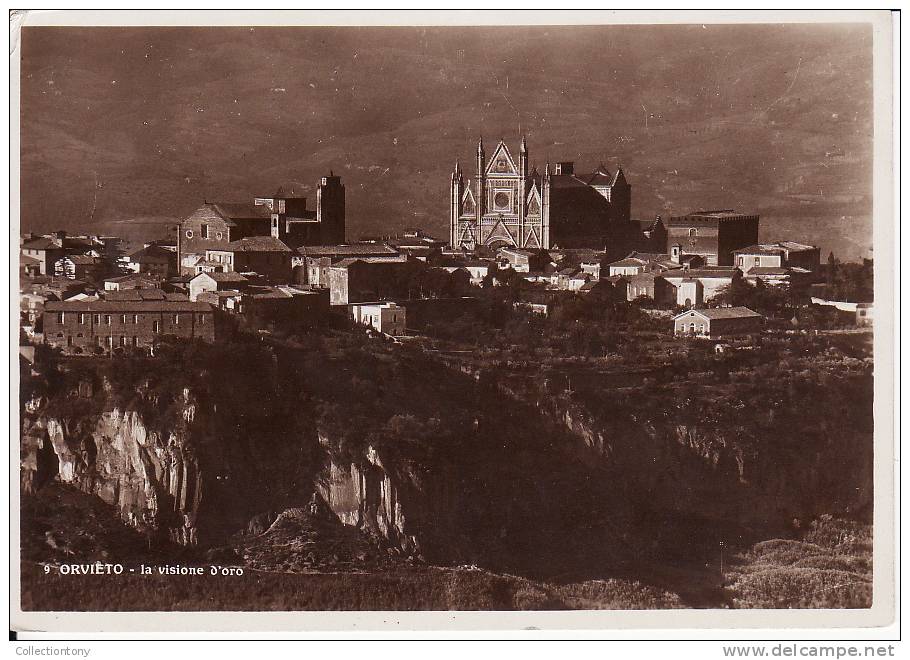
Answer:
[{"xmin": 449, "ymin": 137, "xmax": 636, "ymax": 253}]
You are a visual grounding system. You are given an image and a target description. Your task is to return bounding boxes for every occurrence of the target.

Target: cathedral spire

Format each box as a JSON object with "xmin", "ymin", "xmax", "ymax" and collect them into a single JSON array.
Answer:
[
  {"xmin": 520, "ymin": 135, "xmax": 528, "ymax": 153},
  {"xmin": 477, "ymin": 137, "xmax": 484, "ymax": 156}
]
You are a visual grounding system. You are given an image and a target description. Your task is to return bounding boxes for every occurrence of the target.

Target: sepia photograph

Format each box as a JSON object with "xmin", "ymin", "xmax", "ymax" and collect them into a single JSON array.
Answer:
[{"xmin": 10, "ymin": 9, "xmax": 897, "ymax": 637}]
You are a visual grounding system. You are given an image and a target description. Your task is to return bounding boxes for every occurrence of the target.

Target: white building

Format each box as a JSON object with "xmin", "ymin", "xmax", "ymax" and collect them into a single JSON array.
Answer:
[{"xmin": 350, "ymin": 301, "xmax": 407, "ymax": 337}]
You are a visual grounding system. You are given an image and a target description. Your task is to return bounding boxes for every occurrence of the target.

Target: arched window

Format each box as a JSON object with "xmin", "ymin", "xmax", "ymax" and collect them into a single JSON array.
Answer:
[{"xmin": 688, "ymin": 228, "xmax": 698, "ymax": 238}]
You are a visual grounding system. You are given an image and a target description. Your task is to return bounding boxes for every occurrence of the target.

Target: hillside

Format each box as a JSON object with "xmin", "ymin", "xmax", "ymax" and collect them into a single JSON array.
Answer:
[{"xmin": 19, "ymin": 24, "xmax": 872, "ymax": 258}]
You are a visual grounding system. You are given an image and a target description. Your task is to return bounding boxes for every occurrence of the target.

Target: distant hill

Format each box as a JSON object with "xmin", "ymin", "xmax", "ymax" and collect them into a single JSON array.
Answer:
[{"xmin": 19, "ymin": 24, "xmax": 873, "ymax": 259}]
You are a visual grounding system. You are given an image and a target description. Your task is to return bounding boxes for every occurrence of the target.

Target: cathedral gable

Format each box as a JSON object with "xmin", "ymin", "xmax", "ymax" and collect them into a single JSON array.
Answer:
[
  {"xmin": 527, "ymin": 185, "xmax": 541, "ymax": 215},
  {"xmin": 484, "ymin": 141, "xmax": 518, "ymax": 177},
  {"xmin": 484, "ymin": 218, "xmax": 516, "ymax": 246},
  {"xmin": 461, "ymin": 188, "xmax": 476, "ymax": 215}
]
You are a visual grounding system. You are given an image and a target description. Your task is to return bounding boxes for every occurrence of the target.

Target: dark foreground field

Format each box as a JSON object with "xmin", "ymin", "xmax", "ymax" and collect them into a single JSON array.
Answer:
[{"xmin": 21, "ymin": 561, "xmax": 686, "ymax": 611}]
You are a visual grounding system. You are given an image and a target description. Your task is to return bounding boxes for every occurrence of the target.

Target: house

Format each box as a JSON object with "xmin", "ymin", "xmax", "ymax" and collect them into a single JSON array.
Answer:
[
  {"xmin": 663, "ymin": 267, "xmax": 741, "ymax": 306},
  {"xmin": 672, "ymin": 307, "xmax": 763, "ymax": 338},
  {"xmin": 667, "ymin": 210, "xmax": 760, "ymax": 266},
  {"xmin": 297, "ymin": 243, "xmax": 404, "ymax": 286},
  {"xmin": 350, "ymin": 301, "xmax": 407, "ymax": 336},
  {"xmin": 127, "ymin": 245, "xmax": 177, "ymax": 278},
  {"xmin": 579, "ymin": 260, "xmax": 602, "ymax": 280},
  {"xmin": 103, "ymin": 273, "xmax": 162, "ymax": 291},
  {"xmin": 856, "ymin": 303, "xmax": 873, "ymax": 327},
  {"xmin": 20, "ymin": 293, "xmax": 46, "ymax": 327},
  {"xmin": 606, "ymin": 252, "xmax": 682, "ymax": 277},
  {"xmin": 205, "ymin": 236, "xmax": 293, "ymax": 283},
  {"xmin": 626, "ymin": 272, "xmax": 675, "ymax": 306},
  {"xmin": 43, "ymin": 300, "xmax": 216, "ymax": 353},
  {"xmin": 53, "ymin": 254, "xmax": 103, "ymax": 281},
  {"xmin": 497, "ymin": 247, "xmax": 548, "ymax": 273},
  {"xmin": 20, "ymin": 254, "xmax": 41, "ymax": 278},
  {"xmin": 733, "ymin": 242, "xmax": 821, "ymax": 274},
  {"xmin": 188, "ymin": 272, "xmax": 250, "ymax": 301},
  {"xmin": 20, "ymin": 237, "xmax": 66, "ymax": 275}
]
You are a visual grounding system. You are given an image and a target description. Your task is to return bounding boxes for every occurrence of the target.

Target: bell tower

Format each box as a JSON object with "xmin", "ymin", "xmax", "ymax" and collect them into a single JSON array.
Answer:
[
  {"xmin": 450, "ymin": 161, "xmax": 464, "ymax": 247},
  {"xmin": 475, "ymin": 137, "xmax": 485, "ymax": 225}
]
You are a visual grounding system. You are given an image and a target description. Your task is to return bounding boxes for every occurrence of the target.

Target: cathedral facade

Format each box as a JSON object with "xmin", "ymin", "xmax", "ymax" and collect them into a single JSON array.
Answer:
[{"xmin": 450, "ymin": 138, "xmax": 633, "ymax": 252}]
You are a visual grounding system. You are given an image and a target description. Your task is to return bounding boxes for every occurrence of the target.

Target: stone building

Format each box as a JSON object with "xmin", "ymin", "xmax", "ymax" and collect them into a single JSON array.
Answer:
[
  {"xmin": 43, "ymin": 300, "xmax": 216, "ymax": 353},
  {"xmin": 667, "ymin": 210, "xmax": 760, "ymax": 267},
  {"xmin": 663, "ymin": 267, "xmax": 741, "ymax": 307},
  {"xmin": 450, "ymin": 138, "xmax": 641, "ymax": 255},
  {"xmin": 178, "ymin": 173, "xmax": 345, "ymax": 274},
  {"xmin": 21, "ymin": 237, "xmax": 66, "ymax": 276},
  {"xmin": 205, "ymin": 236, "xmax": 294, "ymax": 283}
]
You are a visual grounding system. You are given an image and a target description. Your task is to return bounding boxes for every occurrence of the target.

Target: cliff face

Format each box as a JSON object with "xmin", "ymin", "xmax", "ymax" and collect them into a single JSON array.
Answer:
[
  {"xmin": 22, "ymin": 388, "xmax": 206, "ymax": 545},
  {"xmin": 20, "ymin": 335, "xmax": 874, "ymax": 580}
]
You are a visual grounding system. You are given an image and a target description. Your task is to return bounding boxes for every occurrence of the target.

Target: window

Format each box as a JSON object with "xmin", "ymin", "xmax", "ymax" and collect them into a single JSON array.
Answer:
[
  {"xmin": 96, "ymin": 336, "xmax": 103, "ymax": 346},
  {"xmin": 121, "ymin": 314, "xmax": 128, "ymax": 324},
  {"xmin": 119, "ymin": 336, "xmax": 127, "ymax": 347},
  {"xmin": 216, "ymin": 231, "xmax": 223, "ymax": 240},
  {"xmin": 153, "ymin": 321, "xmax": 160, "ymax": 333},
  {"xmin": 738, "ymin": 257, "xmax": 744, "ymax": 266},
  {"xmin": 754, "ymin": 257, "xmax": 760, "ymax": 266},
  {"xmin": 94, "ymin": 314, "xmax": 101, "ymax": 324},
  {"xmin": 201, "ymin": 224, "xmax": 209, "ymax": 239},
  {"xmin": 133, "ymin": 314, "xmax": 139, "ymax": 324},
  {"xmin": 104, "ymin": 315, "xmax": 111, "ymax": 325},
  {"xmin": 106, "ymin": 336, "xmax": 113, "ymax": 348},
  {"xmin": 66, "ymin": 336, "xmax": 73, "ymax": 347},
  {"xmin": 132, "ymin": 337, "xmax": 138, "ymax": 346},
  {"xmin": 688, "ymin": 228, "xmax": 698, "ymax": 237},
  {"xmin": 78, "ymin": 313, "xmax": 86, "ymax": 324},
  {"xmin": 198, "ymin": 314, "xmax": 206, "ymax": 324},
  {"xmin": 57, "ymin": 312, "xmax": 64, "ymax": 323},
  {"xmin": 173, "ymin": 314, "xmax": 180, "ymax": 325},
  {"xmin": 186, "ymin": 230, "xmax": 194, "ymax": 239}
]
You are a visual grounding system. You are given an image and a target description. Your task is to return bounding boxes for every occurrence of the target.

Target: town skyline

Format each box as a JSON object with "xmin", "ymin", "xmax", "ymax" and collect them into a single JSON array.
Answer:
[{"xmin": 20, "ymin": 23, "xmax": 872, "ymax": 259}]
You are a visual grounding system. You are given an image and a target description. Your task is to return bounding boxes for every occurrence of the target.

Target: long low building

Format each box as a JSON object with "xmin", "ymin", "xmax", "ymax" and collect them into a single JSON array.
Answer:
[
  {"xmin": 43, "ymin": 300, "xmax": 216, "ymax": 353},
  {"xmin": 672, "ymin": 306, "xmax": 763, "ymax": 338}
]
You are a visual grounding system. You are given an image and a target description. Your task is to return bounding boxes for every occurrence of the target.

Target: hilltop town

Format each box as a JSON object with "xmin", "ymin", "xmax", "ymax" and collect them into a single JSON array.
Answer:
[
  {"xmin": 18, "ymin": 137, "xmax": 875, "ymax": 611},
  {"xmin": 20, "ymin": 137, "xmax": 872, "ymax": 357}
]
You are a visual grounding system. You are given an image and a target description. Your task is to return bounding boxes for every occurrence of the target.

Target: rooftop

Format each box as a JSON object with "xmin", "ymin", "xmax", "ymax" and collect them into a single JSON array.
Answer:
[
  {"xmin": 226, "ymin": 236, "xmax": 293, "ymax": 252},
  {"xmin": 21, "ymin": 237, "xmax": 61, "ymax": 250},
  {"xmin": 298, "ymin": 244, "xmax": 400, "ymax": 257},
  {"xmin": 674, "ymin": 306, "xmax": 763, "ymax": 321},
  {"xmin": 45, "ymin": 300, "xmax": 214, "ymax": 312}
]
